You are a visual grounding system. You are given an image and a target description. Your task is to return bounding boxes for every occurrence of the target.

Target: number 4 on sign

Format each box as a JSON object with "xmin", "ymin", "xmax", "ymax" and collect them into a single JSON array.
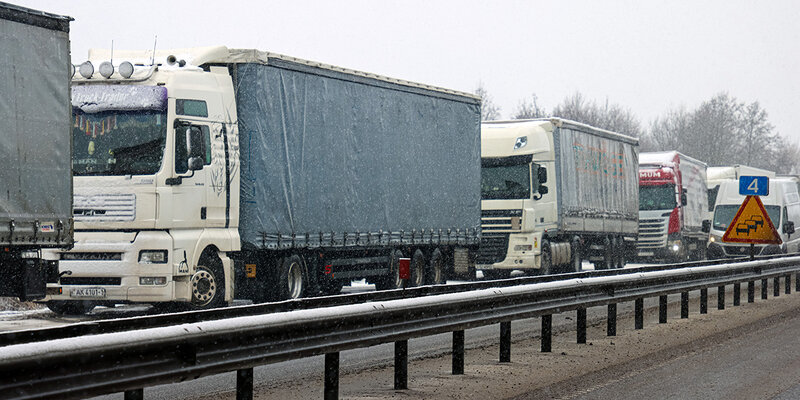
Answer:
[{"xmin": 739, "ymin": 176, "xmax": 769, "ymax": 196}]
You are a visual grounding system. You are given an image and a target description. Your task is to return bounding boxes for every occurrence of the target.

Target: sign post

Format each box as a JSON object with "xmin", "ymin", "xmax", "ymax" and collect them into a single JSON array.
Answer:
[{"xmin": 722, "ymin": 176, "xmax": 780, "ymax": 260}]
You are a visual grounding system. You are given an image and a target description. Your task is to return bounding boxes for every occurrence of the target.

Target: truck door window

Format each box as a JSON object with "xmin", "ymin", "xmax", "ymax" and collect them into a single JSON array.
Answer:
[
  {"xmin": 176, "ymin": 99, "xmax": 208, "ymax": 118},
  {"xmin": 175, "ymin": 124, "xmax": 211, "ymax": 174}
]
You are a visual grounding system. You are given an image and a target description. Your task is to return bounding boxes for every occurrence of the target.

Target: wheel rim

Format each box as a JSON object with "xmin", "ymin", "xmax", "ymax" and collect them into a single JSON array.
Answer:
[
  {"xmin": 191, "ymin": 268, "xmax": 216, "ymax": 306},
  {"xmin": 433, "ymin": 259, "xmax": 443, "ymax": 284},
  {"xmin": 287, "ymin": 260, "xmax": 304, "ymax": 299}
]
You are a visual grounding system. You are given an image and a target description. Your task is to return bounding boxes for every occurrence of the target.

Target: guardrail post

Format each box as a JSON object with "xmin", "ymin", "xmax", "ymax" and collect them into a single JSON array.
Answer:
[
  {"xmin": 124, "ymin": 389, "xmax": 143, "ymax": 400},
  {"xmin": 576, "ymin": 308, "xmax": 587, "ymax": 344},
  {"xmin": 659, "ymin": 295, "xmax": 668, "ymax": 323},
  {"xmin": 500, "ymin": 321, "xmax": 511, "ymax": 362},
  {"xmin": 774, "ymin": 277, "xmax": 781, "ymax": 297},
  {"xmin": 452, "ymin": 330, "xmax": 464, "ymax": 375},
  {"xmin": 607, "ymin": 303, "xmax": 617, "ymax": 336},
  {"xmin": 680, "ymin": 292, "xmax": 689, "ymax": 318},
  {"xmin": 542, "ymin": 314, "xmax": 552, "ymax": 352},
  {"xmin": 748, "ymin": 281, "xmax": 755, "ymax": 303},
  {"xmin": 634, "ymin": 298, "xmax": 644, "ymax": 329},
  {"xmin": 324, "ymin": 353, "xmax": 339, "ymax": 400},
  {"xmin": 237, "ymin": 368, "xmax": 254, "ymax": 400},
  {"xmin": 733, "ymin": 283, "xmax": 741, "ymax": 306},
  {"xmin": 700, "ymin": 288, "xmax": 708, "ymax": 314},
  {"xmin": 796, "ymin": 273, "xmax": 800, "ymax": 294},
  {"xmin": 762, "ymin": 279, "xmax": 768, "ymax": 300},
  {"xmin": 717, "ymin": 285, "xmax": 725, "ymax": 310},
  {"xmin": 786, "ymin": 275, "xmax": 791, "ymax": 294},
  {"xmin": 394, "ymin": 340, "xmax": 408, "ymax": 390}
]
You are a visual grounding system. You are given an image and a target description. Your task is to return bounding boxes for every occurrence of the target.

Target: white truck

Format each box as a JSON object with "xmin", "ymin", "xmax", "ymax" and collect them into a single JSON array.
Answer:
[
  {"xmin": 0, "ymin": 2, "xmax": 73, "ymax": 301},
  {"xmin": 40, "ymin": 46, "xmax": 481, "ymax": 314},
  {"xmin": 478, "ymin": 118, "xmax": 639, "ymax": 276},
  {"xmin": 706, "ymin": 165, "xmax": 775, "ymax": 218},
  {"xmin": 637, "ymin": 152, "xmax": 708, "ymax": 261},
  {"xmin": 707, "ymin": 178, "xmax": 799, "ymax": 258}
]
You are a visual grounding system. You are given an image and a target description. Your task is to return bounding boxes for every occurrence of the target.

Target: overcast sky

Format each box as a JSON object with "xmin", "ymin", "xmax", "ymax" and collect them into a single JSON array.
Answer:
[{"xmin": 15, "ymin": 0, "xmax": 800, "ymax": 143}]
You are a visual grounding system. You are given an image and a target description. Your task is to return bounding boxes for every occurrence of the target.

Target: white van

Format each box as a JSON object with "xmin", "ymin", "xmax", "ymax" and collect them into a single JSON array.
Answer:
[{"xmin": 707, "ymin": 178, "xmax": 799, "ymax": 258}]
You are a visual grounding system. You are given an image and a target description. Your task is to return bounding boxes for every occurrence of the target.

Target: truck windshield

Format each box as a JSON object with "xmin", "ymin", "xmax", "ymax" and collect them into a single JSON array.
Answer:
[
  {"xmin": 72, "ymin": 110, "xmax": 167, "ymax": 176},
  {"xmin": 639, "ymin": 184, "xmax": 677, "ymax": 210},
  {"xmin": 713, "ymin": 204, "xmax": 781, "ymax": 231},
  {"xmin": 481, "ymin": 163, "xmax": 531, "ymax": 200}
]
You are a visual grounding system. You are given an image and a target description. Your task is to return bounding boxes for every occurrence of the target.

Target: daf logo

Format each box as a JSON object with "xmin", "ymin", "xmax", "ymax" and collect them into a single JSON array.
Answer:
[{"xmin": 513, "ymin": 136, "xmax": 527, "ymax": 150}]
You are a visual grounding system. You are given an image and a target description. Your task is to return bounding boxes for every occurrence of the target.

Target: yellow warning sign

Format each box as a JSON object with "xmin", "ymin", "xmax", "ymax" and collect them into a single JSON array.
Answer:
[{"xmin": 722, "ymin": 195, "xmax": 782, "ymax": 244}]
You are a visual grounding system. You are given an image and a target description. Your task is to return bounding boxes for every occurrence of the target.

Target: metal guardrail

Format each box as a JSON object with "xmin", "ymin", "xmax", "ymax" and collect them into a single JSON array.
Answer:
[
  {"xmin": 2, "ymin": 255, "xmax": 800, "ymax": 399},
  {"xmin": 0, "ymin": 254, "xmax": 781, "ymax": 347}
]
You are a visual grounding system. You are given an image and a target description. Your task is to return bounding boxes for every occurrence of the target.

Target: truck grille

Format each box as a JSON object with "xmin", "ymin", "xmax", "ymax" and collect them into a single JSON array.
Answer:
[
  {"xmin": 476, "ymin": 233, "xmax": 509, "ymax": 265},
  {"xmin": 60, "ymin": 277, "xmax": 122, "ymax": 286},
  {"xmin": 61, "ymin": 252, "xmax": 122, "ymax": 261},
  {"xmin": 74, "ymin": 193, "xmax": 136, "ymax": 222},
  {"xmin": 637, "ymin": 217, "xmax": 668, "ymax": 249},
  {"xmin": 481, "ymin": 209, "xmax": 523, "ymax": 233}
]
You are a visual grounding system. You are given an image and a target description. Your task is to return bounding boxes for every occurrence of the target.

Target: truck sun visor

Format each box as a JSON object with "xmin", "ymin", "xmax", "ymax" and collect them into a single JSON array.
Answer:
[{"xmin": 72, "ymin": 85, "xmax": 168, "ymax": 113}]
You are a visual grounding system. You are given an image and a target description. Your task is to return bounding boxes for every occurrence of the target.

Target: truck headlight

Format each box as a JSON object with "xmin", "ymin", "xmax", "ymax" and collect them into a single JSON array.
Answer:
[
  {"xmin": 514, "ymin": 244, "xmax": 532, "ymax": 252},
  {"xmin": 139, "ymin": 277, "xmax": 167, "ymax": 285},
  {"xmin": 21, "ymin": 250, "xmax": 40, "ymax": 259},
  {"xmin": 138, "ymin": 250, "xmax": 168, "ymax": 264}
]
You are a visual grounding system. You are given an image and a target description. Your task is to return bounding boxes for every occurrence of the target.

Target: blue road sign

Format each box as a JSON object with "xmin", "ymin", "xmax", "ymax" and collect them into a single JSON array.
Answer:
[{"xmin": 739, "ymin": 175, "xmax": 769, "ymax": 196}]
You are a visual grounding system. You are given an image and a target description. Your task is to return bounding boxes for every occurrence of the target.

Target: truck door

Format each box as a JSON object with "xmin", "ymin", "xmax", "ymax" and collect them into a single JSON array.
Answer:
[{"xmin": 171, "ymin": 121, "xmax": 211, "ymax": 227}]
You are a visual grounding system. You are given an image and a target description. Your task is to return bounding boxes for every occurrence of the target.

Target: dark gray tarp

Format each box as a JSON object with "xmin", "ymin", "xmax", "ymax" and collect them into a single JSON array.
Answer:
[
  {"xmin": 0, "ymin": 5, "xmax": 72, "ymax": 246},
  {"xmin": 232, "ymin": 61, "xmax": 481, "ymax": 249}
]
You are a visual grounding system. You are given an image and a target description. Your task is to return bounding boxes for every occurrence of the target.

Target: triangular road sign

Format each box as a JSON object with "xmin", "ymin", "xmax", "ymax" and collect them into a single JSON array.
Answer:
[{"xmin": 722, "ymin": 195, "xmax": 782, "ymax": 244}]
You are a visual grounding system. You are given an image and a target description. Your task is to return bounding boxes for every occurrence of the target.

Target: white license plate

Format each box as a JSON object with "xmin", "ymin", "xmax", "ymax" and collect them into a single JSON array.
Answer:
[
  {"xmin": 70, "ymin": 288, "xmax": 106, "ymax": 298},
  {"xmin": 638, "ymin": 251, "xmax": 654, "ymax": 257}
]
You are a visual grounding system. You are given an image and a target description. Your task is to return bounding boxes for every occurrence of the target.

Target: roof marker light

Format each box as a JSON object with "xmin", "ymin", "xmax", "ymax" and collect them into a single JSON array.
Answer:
[
  {"xmin": 99, "ymin": 61, "xmax": 114, "ymax": 78},
  {"xmin": 119, "ymin": 61, "xmax": 134, "ymax": 79},
  {"xmin": 78, "ymin": 61, "xmax": 94, "ymax": 79}
]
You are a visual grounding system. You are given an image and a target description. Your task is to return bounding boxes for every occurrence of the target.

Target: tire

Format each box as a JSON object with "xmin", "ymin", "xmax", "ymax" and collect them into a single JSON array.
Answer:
[
  {"xmin": 46, "ymin": 300, "xmax": 95, "ymax": 315},
  {"xmin": 595, "ymin": 236, "xmax": 612, "ymax": 270},
  {"xmin": 277, "ymin": 254, "xmax": 307, "ymax": 300},
  {"xmin": 427, "ymin": 248, "xmax": 446, "ymax": 285},
  {"xmin": 375, "ymin": 250, "xmax": 403, "ymax": 291},
  {"xmin": 539, "ymin": 240, "xmax": 552, "ymax": 275},
  {"xmin": 410, "ymin": 249, "xmax": 426, "ymax": 287},
  {"xmin": 570, "ymin": 238, "xmax": 582, "ymax": 273},
  {"xmin": 613, "ymin": 237, "xmax": 624, "ymax": 269},
  {"xmin": 191, "ymin": 252, "xmax": 226, "ymax": 309}
]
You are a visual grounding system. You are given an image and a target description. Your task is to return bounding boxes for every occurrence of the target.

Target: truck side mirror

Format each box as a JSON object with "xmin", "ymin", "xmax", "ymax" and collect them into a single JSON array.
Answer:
[
  {"xmin": 701, "ymin": 219, "xmax": 711, "ymax": 233},
  {"xmin": 537, "ymin": 166, "xmax": 548, "ymax": 184},
  {"xmin": 186, "ymin": 126, "xmax": 204, "ymax": 159},
  {"xmin": 783, "ymin": 221, "xmax": 795, "ymax": 235},
  {"xmin": 681, "ymin": 188, "xmax": 688, "ymax": 206},
  {"xmin": 538, "ymin": 185, "xmax": 549, "ymax": 195}
]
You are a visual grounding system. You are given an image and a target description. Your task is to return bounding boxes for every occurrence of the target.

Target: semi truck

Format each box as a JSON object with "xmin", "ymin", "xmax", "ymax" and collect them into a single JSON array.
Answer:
[
  {"xmin": 40, "ymin": 46, "xmax": 481, "ymax": 314},
  {"xmin": 0, "ymin": 2, "xmax": 73, "ymax": 301},
  {"xmin": 637, "ymin": 151, "xmax": 708, "ymax": 261},
  {"xmin": 478, "ymin": 118, "xmax": 639, "ymax": 276}
]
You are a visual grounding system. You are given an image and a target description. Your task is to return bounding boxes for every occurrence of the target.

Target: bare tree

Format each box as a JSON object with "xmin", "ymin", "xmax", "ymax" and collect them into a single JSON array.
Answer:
[
  {"xmin": 739, "ymin": 101, "xmax": 777, "ymax": 166},
  {"xmin": 642, "ymin": 107, "xmax": 692, "ymax": 152},
  {"xmin": 512, "ymin": 94, "xmax": 547, "ymax": 119},
  {"xmin": 551, "ymin": 92, "xmax": 643, "ymax": 137},
  {"xmin": 474, "ymin": 83, "xmax": 501, "ymax": 121}
]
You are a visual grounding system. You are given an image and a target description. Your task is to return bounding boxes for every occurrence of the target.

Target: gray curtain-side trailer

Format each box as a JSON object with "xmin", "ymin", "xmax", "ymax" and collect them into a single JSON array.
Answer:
[
  {"xmin": 0, "ymin": 2, "xmax": 73, "ymax": 300},
  {"xmin": 206, "ymin": 50, "xmax": 481, "ymax": 299}
]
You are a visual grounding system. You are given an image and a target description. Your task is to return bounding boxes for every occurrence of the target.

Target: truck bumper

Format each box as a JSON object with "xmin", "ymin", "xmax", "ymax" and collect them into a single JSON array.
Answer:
[
  {"xmin": 477, "ymin": 232, "xmax": 540, "ymax": 270},
  {"xmin": 41, "ymin": 231, "xmax": 176, "ymax": 303}
]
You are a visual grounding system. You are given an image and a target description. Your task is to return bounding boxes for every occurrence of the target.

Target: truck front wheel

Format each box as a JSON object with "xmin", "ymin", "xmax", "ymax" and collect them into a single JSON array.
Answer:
[
  {"xmin": 539, "ymin": 240, "xmax": 552, "ymax": 275},
  {"xmin": 191, "ymin": 253, "xmax": 226, "ymax": 309}
]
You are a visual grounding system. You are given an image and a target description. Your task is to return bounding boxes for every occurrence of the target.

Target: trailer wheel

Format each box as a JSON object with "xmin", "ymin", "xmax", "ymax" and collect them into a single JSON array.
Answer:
[
  {"xmin": 427, "ymin": 248, "xmax": 446, "ymax": 285},
  {"xmin": 46, "ymin": 300, "xmax": 95, "ymax": 315},
  {"xmin": 539, "ymin": 240, "xmax": 553, "ymax": 275},
  {"xmin": 375, "ymin": 250, "xmax": 403, "ymax": 290},
  {"xmin": 595, "ymin": 236, "xmax": 612, "ymax": 270},
  {"xmin": 191, "ymin": 252, "xmax": 225, "ymax": 309},
  {"xmin": 570, "ymin": 238, "xmax": 582, "ymax": 273},
  {"xmin": 613, "ymin": 237, "xmax": 625, "ymax": 269},
  {"xmin": 278, "ymin": 254, "xmax": 307, "ymax": 300},
  {"xmin": 410, "ymin": 249, "xmax": 426, "ymax": 287}
]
